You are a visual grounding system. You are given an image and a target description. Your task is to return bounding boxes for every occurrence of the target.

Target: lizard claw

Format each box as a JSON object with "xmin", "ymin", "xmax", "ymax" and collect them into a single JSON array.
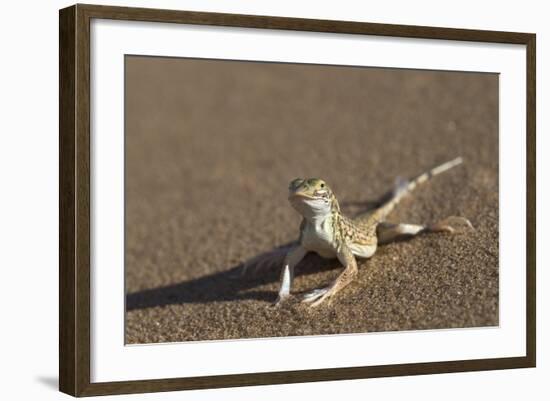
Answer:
[
  {"xmin": 429, "ymin": 216, "xmax": 473, "ymax": 234},
  {"xmin": 302, "ymin": 287, "xmax": 331, "ymax": 307}
]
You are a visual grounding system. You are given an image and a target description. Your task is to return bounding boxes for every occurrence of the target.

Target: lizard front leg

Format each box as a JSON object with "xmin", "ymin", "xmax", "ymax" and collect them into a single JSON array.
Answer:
[
  {"xmin": 302, "ymin": 244, "xmax": 358, "ymax": 307},
  {"xmin": 273, "ymin": 245, "xmax": 308, "ymax": 306}
]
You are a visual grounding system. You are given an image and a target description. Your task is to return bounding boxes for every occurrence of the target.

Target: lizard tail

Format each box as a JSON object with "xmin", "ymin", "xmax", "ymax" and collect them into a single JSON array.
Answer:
[{"xmin": 370, "ymin": 157, "xmax": 463, "ymax": 223}]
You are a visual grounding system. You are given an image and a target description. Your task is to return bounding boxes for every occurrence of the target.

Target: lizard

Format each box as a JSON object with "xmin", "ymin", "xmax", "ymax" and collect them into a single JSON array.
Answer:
[{"xmin": 275, "ymin": 157, "xmax": 472, "ymax": 307}]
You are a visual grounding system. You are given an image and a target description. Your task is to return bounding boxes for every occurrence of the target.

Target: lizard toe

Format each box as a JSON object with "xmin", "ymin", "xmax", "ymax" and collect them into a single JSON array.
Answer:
[
  {"xmin": 302, "ymin": 287, "xmax": 329, "ymax": 304},
  {"xmin": 309, "ymin": 289, "xmax": 335, "ymax": 307},
  {"xmin": 437, "ymin": 216, "xmax": 474, "ymax": 233}
]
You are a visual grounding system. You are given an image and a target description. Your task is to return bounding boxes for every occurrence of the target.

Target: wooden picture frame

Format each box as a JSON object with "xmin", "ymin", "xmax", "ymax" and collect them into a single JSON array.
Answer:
[{"xmin": 59, "ymin": 3, "xmax": 536, "ymax": 397}]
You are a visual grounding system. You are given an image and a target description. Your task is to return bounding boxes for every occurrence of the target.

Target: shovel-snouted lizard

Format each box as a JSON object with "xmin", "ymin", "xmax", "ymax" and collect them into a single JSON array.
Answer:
[{"xmin": 276, "ymin": 157, "xmax": 472, "ymax": 307}]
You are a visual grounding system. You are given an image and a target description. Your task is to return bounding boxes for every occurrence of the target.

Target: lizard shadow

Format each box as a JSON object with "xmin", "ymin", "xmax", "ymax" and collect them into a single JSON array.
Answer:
[
  {"xmin": 126, "ymin": 249, "xmax": 339, "ymax": 311},
  {"xmin": 126, "ymin": 195, "xmax": 392, "ymax": 311}
]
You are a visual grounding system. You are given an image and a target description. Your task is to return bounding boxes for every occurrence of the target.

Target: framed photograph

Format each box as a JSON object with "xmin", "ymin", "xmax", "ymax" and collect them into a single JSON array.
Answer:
[{"xmin": 59, "ymin": 4, "xmax": 536, "ymax": 397}]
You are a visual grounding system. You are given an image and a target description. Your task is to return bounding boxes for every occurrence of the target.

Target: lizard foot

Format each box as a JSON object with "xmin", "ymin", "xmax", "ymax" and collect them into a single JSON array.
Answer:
[
  {"xmin": 429, "ymin": 216, "xmax": 473, "ymax": 234},
  {"xmin": 302, "ymin": 287, "xmax": 332, "ymax": 307}
]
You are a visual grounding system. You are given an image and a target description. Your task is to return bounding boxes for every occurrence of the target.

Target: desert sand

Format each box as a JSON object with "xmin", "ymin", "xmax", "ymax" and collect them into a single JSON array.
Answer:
[{"xmin": 124, "ymin": 56, "xmax": 498, "ymax": 343}]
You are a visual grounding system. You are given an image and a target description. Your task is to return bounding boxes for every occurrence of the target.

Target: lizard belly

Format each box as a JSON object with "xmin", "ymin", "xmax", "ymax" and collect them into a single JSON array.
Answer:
[{"xmin": 301, "ymin": 219, "xmax": 337, "ymax": 258}]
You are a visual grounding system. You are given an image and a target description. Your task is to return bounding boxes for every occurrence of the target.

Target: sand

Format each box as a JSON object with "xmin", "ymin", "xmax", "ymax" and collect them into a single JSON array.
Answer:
[{"xmin": 124, "ymin": 56, "xmax": 499, "ymax": 344}]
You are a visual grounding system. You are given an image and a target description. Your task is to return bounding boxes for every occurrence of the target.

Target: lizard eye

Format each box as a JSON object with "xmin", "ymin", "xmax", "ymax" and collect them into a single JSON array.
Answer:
[{"xmin": 320, "ymin": 183, "xmax": 325, "ymax": 188}]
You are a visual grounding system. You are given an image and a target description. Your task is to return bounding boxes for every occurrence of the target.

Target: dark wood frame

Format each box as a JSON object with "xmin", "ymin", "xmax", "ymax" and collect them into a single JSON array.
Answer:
[{"xmin": 59, "ymin": 3, "xmax": 536, "ymax": 397}]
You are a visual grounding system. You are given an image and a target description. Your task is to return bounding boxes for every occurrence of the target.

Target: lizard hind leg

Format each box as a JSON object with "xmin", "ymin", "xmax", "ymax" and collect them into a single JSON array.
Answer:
[
  {"xmin": 376, "ymin": 222, "xmax": 426, "ymax": 245},
  {"xmin": 377, "ymin": 216, "xmax": 473, "ymax": 245}
]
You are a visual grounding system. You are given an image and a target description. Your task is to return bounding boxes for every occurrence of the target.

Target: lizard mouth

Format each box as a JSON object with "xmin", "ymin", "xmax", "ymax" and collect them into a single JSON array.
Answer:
[{"xmin": 288, "ymin": 192, "xmax": 318, "ymax": 201}]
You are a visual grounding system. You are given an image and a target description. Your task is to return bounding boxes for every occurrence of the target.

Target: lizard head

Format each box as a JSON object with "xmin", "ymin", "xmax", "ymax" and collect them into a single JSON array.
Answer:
[{"xmin": 288, "ymin": 178, "xmax": 338, "ymax": 219}]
